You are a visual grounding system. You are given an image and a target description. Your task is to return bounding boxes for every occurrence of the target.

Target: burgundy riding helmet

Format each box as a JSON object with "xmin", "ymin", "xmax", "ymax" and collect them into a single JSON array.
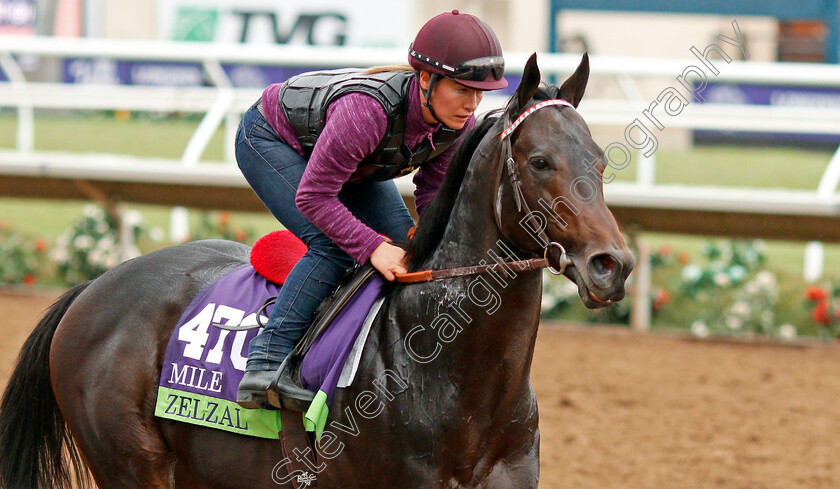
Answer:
[{"xmin": 408, "ymin": 10, "xmax": 507, "ymax": 91}]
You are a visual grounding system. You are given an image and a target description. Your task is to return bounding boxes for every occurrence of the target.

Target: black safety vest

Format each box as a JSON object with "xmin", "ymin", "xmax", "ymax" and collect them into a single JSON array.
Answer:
[{"xmin": 277, "ymin": 69, "xmax": 463, "ymax": 182}]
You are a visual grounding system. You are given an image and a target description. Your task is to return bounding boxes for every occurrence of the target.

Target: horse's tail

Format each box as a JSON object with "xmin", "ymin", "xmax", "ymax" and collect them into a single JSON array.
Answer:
[{"xmin": 0, "ymin": 282, "xmax": 94, "ymax": 489}]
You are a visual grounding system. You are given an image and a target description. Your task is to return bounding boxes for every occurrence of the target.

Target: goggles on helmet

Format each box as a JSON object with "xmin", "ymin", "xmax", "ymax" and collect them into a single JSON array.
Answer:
[{"xmin": 409, "ymin": 49, "xmax": 505, "ymax": 83}]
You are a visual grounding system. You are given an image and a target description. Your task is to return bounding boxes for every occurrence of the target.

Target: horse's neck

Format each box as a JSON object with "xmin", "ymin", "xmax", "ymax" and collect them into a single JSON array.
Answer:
[
  {"xmin": 387, "ymin": 152, "xmax": 543, "ymax": 398},
  {"xmin": 430, "ymin": 152, "xmax": 512, "ymax": 267}
]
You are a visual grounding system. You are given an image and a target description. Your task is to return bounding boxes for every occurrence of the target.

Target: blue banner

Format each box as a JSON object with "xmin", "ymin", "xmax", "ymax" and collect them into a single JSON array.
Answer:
[
  {"xmin": 63, "ymin": 59, "xmax": 323, "ymax": 87},
  {"xmin": 0, "ymin": 0, "xmax": 36, "ymax": 29},
  {"xmin": 697, "ymin": 83, "xmax": 840, "ymax": 145}
]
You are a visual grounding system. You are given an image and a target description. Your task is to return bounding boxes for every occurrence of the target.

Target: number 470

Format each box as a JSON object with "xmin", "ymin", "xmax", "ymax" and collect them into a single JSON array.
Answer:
[{"xmin": 177, "ymin": 303, "xmax": 266, "ymax": 371}]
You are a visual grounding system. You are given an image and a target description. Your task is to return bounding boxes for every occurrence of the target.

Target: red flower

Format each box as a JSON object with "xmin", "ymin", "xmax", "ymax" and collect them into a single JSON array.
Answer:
[
  {"xmin": 22, "ymin": 274, "xmax": 36, "ymax": 285},
  {"xmin": 652, "ymin": 289, "xmax": 670, "ymax": 311},
  {"xmin": 218, "ymin": 212, "xmax": 232, "ymax": 225},
  {"xmin": 234, "ymin": 230, "xmax": 248, "ymax": 242},
  {"xmin": 677, "ymin": 251, "xmax": 690, "ymax": 264},
  {"xmin": 34, "ymin": 238, "xmax": 48, "ymax": 253},
  {"xmin": 658, "ymin": 245, "xmax": 672, "ymax": 257},
  {"xmin": 812, "ymin": 299, "xmax": 831, "ymax": 325},
  {"xmin": 805, "ymin": 285, "xmax": 828, "ymax": 302}
]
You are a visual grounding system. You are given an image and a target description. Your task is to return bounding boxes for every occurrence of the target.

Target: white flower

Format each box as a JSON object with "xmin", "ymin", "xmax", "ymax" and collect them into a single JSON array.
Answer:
[
  {"xmin": 731, "ymin": 301, "xmax": 751, "ymax": 317},
  {"xmin": 682, "ymin": 264, "xmax": 702, "ymax": 282},
  {"xmin": 713, "ymin": 272, "xmax": 731, "ymax": 287},
  {"xmin": 691, "ymin": 320, "xmax": 709, "ymax": 338},
  {"xmin": 73, "ymin": 235, "xmax": 95, "ymax": 249},
  {"xmin": 49, "ymin": 248, "xmax": 68, "ymax": 263},
  {"xmin": 728, "ymin": 265, "xmax": 747, "ymax": 283},
  {"xmin": 744, "ymin": 280, "xmax": 759, "ymax": 294},
  {"xmin": 779, "ymin": 324, "xmax": 797, "ymax": 339},
  {"xmin": 96, "ymin": 219, "xmax": 109, "ymax": 234},
  {"xmin": 756, "ymin": 271, "xmax": 776, "ymax": 290},
  {"xmin": 744, "ymin": 249, "xmax": 760, "ymax": 264},
  {"xmin": 725, "ymin": 315, "xmax": 743, "ymax": 330},
  {"xmin": 82, "ymin": 205, "xmax": 100, "ymax": 218},
  {"xmin": 88, "ymin": 250, "xmax": 104, "ymax": 266},
  {"xmin": 96, "ymin": 235, "xmax": 115, "ymax": 251}
]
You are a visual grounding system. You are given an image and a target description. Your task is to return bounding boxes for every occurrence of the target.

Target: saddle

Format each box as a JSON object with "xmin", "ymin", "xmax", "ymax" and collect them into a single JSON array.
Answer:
[{"xmin": 266, "ymin": 262, "xmax": 379, "ymax": 412}]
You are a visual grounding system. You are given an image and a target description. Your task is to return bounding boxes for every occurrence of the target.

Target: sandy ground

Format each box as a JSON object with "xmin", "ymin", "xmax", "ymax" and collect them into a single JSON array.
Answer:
[{"xmin": 1, "ymin": 290, "xmax": 838, "ymax": 489}]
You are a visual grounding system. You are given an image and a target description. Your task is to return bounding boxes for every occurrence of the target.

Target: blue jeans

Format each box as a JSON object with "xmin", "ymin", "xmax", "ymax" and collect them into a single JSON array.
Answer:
[{"xmin": 235, "ymin": 105, "xmax": 414, "ymax": 371}]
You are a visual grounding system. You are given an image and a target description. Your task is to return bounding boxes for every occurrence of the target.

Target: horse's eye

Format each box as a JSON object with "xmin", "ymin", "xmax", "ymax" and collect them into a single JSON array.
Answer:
[{"xmin": 530, "ymin": 157, "xmax": 551, "ymax": 171}]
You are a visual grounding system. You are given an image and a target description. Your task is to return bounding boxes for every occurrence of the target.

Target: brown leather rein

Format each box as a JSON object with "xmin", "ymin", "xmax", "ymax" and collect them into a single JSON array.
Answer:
[{"xmin": 396, "ymin": 99, "xmax": 575, "ymax": 284}]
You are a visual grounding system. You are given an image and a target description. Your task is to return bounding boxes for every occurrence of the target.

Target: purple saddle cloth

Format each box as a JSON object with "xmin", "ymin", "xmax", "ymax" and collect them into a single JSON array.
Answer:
[{"xmin": 154, "ymin": 264, "xmax": 384, "ymax": 438}]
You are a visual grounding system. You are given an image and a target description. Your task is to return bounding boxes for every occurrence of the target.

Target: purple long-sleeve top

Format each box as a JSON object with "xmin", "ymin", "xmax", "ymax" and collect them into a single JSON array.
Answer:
[{"xmin": 260, "ymin": 74, "xmax": 474, "ymax": 264}]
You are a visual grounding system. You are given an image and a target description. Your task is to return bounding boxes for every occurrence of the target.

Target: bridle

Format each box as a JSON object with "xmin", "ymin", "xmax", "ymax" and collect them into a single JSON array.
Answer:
[
  {"xmin": 396, "ymin": 99, "xmax": 576, "ymax": 284},
  {"xmin": 494, "ymin": 98, "xmax": 577, "ymax": 274}
]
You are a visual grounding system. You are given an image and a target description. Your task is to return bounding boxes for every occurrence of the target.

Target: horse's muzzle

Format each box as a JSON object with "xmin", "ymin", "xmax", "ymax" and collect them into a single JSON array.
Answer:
[{"xmin": 563, "ymin": 246, "xmax": 635, "ymax": 309}]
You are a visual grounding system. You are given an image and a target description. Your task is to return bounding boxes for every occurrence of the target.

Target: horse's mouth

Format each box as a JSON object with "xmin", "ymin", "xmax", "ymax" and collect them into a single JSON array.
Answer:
[{"xmin": 562, "ymin": 263, "xmax": 624, "ymax": 310}]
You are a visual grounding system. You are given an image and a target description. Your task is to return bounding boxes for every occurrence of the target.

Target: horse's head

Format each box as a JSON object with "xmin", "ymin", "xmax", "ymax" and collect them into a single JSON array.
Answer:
[{"xmin": 494, "ymin": 53, "xmax": 634, "ymax": 308}]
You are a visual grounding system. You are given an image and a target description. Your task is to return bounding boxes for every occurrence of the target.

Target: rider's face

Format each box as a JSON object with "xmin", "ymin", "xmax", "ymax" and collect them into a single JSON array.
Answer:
[{"xmin": 419, "ymin": 72, "xmax": 483, "ymax": 130}]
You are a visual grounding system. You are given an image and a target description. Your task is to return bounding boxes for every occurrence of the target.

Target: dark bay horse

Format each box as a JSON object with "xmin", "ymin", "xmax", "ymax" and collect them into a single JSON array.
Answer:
[{"xmin": 0, "ymin": 53, "xmax": 633, "ymax": 489}]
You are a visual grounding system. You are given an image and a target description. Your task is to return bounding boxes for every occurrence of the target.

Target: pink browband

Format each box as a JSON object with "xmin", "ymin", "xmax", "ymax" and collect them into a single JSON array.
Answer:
[{"xmin": 500, "ymin": 99, "xmax": 574, "ymax": 139}]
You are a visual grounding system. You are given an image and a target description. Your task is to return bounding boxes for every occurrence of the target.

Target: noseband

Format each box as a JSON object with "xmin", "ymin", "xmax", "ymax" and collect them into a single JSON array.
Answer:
[{"xmin": 396, "ymin": 99, "xmax": 575, "ymax": 284}]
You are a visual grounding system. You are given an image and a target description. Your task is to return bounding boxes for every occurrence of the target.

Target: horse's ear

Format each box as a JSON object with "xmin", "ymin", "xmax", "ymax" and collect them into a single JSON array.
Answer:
[
  {"xmin": 558, "ymin": 52, "xmax": 589, "ymax": 108},
  {"xmin": 506, "ymin": 52, "xmax": 541, "ymax": 118}
]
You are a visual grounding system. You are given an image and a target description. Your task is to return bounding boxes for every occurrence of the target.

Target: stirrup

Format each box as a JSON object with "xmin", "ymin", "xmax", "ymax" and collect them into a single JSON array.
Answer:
[
  {"xmin": 236, "ymin": 370, "xmax": 275, "ymax": 410},
  {"xmin": 266, "ymin": 356, "xmax": 316, "ymax": 412}
]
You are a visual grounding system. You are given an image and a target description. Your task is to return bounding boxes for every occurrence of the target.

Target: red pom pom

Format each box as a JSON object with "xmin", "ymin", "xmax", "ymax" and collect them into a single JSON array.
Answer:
[{"xmin": 250, "ymin": 231, "xmax": 307, "ymax": 284}]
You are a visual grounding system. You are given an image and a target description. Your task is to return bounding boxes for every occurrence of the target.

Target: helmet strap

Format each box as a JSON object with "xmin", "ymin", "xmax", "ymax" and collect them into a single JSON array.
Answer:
[{"xmin": 422, "ymin": 73, "xmax": 444, "ymax": 124}]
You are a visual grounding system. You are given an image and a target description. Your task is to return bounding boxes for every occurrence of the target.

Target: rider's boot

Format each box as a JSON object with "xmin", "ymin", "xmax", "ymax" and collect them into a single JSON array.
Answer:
[
  {"xmin": 236, "ymin": 370, "xmax": 276, "ymax": 409},
  {"xmin": 237, "ymin": 363, "xmax": 315, "ymax": 411}
]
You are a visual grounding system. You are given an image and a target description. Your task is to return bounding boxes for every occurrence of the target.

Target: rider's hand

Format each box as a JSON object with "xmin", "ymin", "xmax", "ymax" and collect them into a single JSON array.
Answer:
[{"xmin": 370, "ymin": 241, "xmax": 407, "ymax": 281}]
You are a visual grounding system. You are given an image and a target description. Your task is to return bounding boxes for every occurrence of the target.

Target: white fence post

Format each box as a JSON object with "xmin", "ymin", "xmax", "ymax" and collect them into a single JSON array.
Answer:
[
  {"xmin": 630, "ymin": 236, "xmax": 651, "ymax": 332},
  {"xmin": 0, "ymin": 53, "xmax": 34, "ymax": 152}
]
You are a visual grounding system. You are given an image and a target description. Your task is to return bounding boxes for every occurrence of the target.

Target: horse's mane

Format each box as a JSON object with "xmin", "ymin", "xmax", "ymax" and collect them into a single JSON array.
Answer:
[
  {"xmin": 404, "ymin": 85, "xmax": 559, "ymax": 270},
  {"xmin": 405, "ymin": 113, "xmax": 501, "ymax": 269}
]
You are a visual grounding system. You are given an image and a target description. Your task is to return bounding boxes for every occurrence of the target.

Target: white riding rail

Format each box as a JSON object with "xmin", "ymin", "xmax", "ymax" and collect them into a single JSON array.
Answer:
[{"xmin": 3, "ymin": 36, "xmax": 840, "ymax": 330}]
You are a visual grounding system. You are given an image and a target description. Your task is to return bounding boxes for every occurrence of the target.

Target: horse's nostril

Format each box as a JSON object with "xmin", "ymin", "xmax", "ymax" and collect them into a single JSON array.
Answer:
[{"xmin": 590, "ymin": 253, "xmax": 617, "ymax": 278}]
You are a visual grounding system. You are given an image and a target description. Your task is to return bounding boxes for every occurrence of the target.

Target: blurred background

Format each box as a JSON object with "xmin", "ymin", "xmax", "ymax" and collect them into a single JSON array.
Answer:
[{"xmin": 2, "ymin": 0, "xmax": 840, "ymax": 339}]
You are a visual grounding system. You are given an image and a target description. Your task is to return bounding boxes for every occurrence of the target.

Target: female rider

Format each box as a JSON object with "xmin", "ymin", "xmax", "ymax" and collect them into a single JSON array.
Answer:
[{"xmin": 236, "ymin": 10, "xmax": 508, "ymax": 408}]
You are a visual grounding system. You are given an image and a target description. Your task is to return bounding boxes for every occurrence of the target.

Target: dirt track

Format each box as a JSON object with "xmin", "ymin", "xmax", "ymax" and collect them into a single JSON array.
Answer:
[{"xmin": 2, "ymin": 290, "xmax": 838, "ymax": 488}]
